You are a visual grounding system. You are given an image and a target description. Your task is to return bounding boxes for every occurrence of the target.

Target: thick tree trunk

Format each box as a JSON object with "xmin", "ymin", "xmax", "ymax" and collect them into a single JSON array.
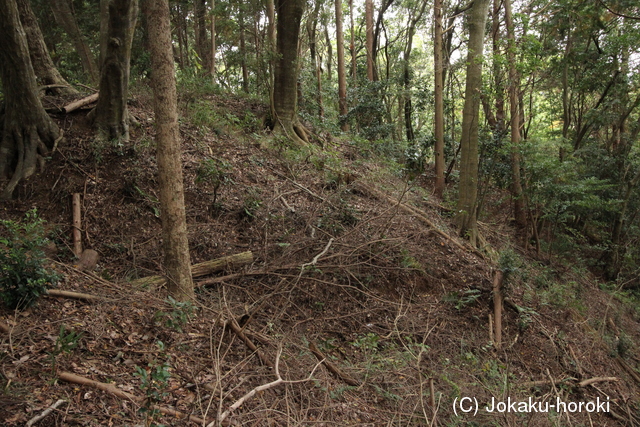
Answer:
[
  {"xmin": 93, "ymin": 0, "xmax": 138, "ymax": 143},
  {"xmin": 504, "ymin": 0, "xmax": 526, "ymax": 230},
  {"xmin": 143, "ymin": 0, "xmax": 194, "ymax": 300},
  {"xmin": 16, "ymin": 0, "xmax": 77, "ymax": 96},
  {"xmin": 272, "ymin": 0, "xmax": 307, "ymax": 145},
  {"xmin": 0, "ymin": 0, "xmax": 61, "ymax": 200},
  {"xmin": 456, "ymin": 0, "xmax": 491, "ymax": 247},
  {"xmin": 335, "ymin": 0, "xmax": 348, "ymax": 131},
  {"xmin": 50, "ymin": 0, "xmax": 100, "ymax": 84},
  {"xmin": 433, "ymin": 0, "xmax": 445, "ymax": 198}
]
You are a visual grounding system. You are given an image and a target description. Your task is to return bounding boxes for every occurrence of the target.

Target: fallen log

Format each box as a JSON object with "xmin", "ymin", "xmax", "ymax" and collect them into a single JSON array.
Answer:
[
  {"xmin": 46, "ymin": 289, "xmax": 103, "ymax": 303},
  {"xmin": 130, "ymin": 251, "xmax": 253, "ymax": 289},
  {"xmin": 62, "ymin": 93, "xmax": 99, "ymax": 114}
]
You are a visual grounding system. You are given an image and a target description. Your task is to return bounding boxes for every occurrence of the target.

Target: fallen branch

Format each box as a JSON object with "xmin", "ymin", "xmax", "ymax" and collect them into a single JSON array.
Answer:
[
  {"xmin": 59, "ymin": 372, "xmax": 207, "ymax": 424},
  {"xmin": 59, "ymin": 372, "xmax": 138, "ymax": 402},
  {"xmin": 355, "ymin": 182, "xmax": 485, "ymax": 259},
  {"xmin": 46, "ymin": 289, "xmax": 103, "ymax": 303},
  {"xmin": 617, "ymin": 357, "xmax": 640, "ymax": 385},
  {"xmin": 62, "ymin": 93, "xmax": 99, "ymax": 114},
  {"xmin": 209, "ymin": 346, "xmax": 322, "ymax": 426},
  {"xmin": 578, "ymin": 376, "xmax": 619, "ymax": 387},
  {"xmin": 225, "ymin": 317, "xmax": 273, "ymax": 369},
  {"xmin": 308, "ymin": 341, "xmax": 360, "ymax": 386},
  {"xmin": 26, "ymin": 399, "xmax": 67, "ymax": 427},
  {"xmin": 130, "ymin": 251, "xmax": 253, "ymax": 288}
]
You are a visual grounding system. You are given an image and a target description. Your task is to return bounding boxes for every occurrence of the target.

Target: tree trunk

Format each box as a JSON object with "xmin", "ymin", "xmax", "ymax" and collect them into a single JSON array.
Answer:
[
  {"xmin": 210, "ymin": 0, "xmax": 216, "ymax": 79},
  {"xmin": 349, "ymin": 0, "xmax": 356, "ymax": 82},
  {"xmin": 433, "ymin": 0, "xmax": 445, "ymax": 198},
  {"xmin": 456, "ymin": 0, "xmax": 491, "ymax": 247},
  {"xmin": 335, "ymin": 0, "xmax": 348, "ymax": 131},
  {"xmin": 50, "ymin": 0, "xmax": 100, "ymax": 84},
  {"xmin": 238, "ymin": 5, "xmax": 249, "ymax": 93},
  {"xmin": 143, "ymin": 0, "xmax": 194, "ymax": 300},
  {"xmin": 194, "ymin": 0, "xmax": 208, "ymax": 68},
  {"xmin": 403, "ymin": 0, "xmax": 429, "ymax": 143},
  {"xmin": 272, "ymin": 0, "xmax": 307, "ymax": 145},
  {"xmin": 365, "ymin": 0, "xmax": 374, "ymax": 81},
  {"xmin": 0, "ymin": 0, "xmax": 61, "ymax": 200},
  {"xmin": 93, "ymin": 0, "xmax": 138, "ymax": 143},
  {"xmin": 16, "ymin": 0, "xmax": 77, "ymax": 96},
  {"xmin": 504, "ymin": 0, "xmax": 526, "ymax": 230}
]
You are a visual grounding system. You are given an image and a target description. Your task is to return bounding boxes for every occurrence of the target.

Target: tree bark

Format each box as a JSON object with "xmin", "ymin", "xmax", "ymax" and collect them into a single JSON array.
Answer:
[
  {"xmin": 16, "ymin": 0, "xmax": 77, "ymax": 96},
  {"xmin": 238, "ymin": 4, "xmax": 249, "ymax": 93},
  {"xmin": 456, "ymin": 0, "xmax": 491, "ymax": 247},
  {"xmin": 194, "ymin": 0, "xmax": 208, "ymax": 68},
  {"xmin": 365, "ymin": 0, "xmax": 374, "ymax": 81},
  {"xmin": 93, "ymin": 0, "xmax": 138, "ymax": 143},
  {"xmin": 50, "ymin": 0, "xmax": 100, "ymax": 84},
  {"xmin": 349, "ymin": 0, "xmax": 356, "ymax": 82},
  {"xmin": 143, "ymin": 0, "xmax": 194, "ymax": 300},
  {"xmin": 433, "ymin": 0, "xmax": 445, "ymax": 198},
  {"xmin": 210, "ymin": 0, "xmax": 216, "ymax": 79},
  {"xmin": 504, "ymin": 0, "xmax": 526, "ymax": 230},
  {"xmin": 335, "ymin": 0, "xmax": 348, "ymax": 130},
  {"xmin": 0, "ymin": 0, "xmax": 61, "ymax": 200},
  {"xmin": 272, "ymin": 0, "xmax": 308, "ymax": 145}
]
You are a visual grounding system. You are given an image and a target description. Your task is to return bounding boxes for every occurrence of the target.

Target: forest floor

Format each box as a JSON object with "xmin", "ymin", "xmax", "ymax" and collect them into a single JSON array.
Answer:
[{"xmin": 1, "ymin": 88, "xmax": 639, "ymax": 426}]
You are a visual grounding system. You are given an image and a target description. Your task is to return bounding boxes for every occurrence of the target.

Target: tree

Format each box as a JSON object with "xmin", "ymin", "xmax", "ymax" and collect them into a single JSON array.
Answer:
[
  {"xmin": 504, "ymin": 0, "xmax": 526, "ymax": 230},
  {"xmin": 142, "ymin": 0, "xmax": 194, "ymax": 300},
  {"xmin": 50, "ymin": 0, "xmax": 100, "ymax": 84},
  {"xmin": 433, "ymin": 0, "xmax": 445, "ymax": 198},
  {"xmin": 335, "ymin": 0, "xmax": 348, "ymax": 130},
  {"xmin": 272, "ymin": 0, "xmax": 308, "ymax": 145},
  {"xmin": 365, "ymin": 0, "xmax": 374, "ymax": 81},
  {"xmin": 92, "ymin": 0, "xmax": 138, "ymax": 143},
  {"xmin": 16, "ymin": 0, "xmax": 77, "ymax": 96},
  {"xmin": 456, "ymin": 0, "xmax": 491, "ymax": 246},
  {"xmin": 0, "ymin": 0, "xmax": 61, "ymax": 200}
]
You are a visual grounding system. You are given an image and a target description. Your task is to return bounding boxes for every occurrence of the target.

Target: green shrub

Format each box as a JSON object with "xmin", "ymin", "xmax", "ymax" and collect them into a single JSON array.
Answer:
[{"xmin": 0, "ymin": 210, "xmax": 59, "ymax": 309}]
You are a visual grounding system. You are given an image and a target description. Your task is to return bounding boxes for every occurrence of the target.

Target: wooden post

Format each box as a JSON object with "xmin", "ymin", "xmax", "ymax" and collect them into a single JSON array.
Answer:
[
  {"xmin": 72, "ymin": 193, "xmax": 82, "ymax": 257},
  {"xmin": 493, "ymin": 270, "xmax": 504, "ymax": 349}
]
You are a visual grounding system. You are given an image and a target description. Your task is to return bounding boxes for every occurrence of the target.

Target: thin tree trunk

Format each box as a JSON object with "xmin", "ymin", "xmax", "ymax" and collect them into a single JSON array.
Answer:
[
  {"xmin": 504, "ymin": 0, "xmax": 526, "ymax": 230},
  {"xmin": 365, "ymin": 0, "xmax": 374, "ymax": 81},
  {"xmin": 456, "ymin": 0, "xmax": 491, "ymax": 247},
  {"xmin": 194, "ymin": 0, "xmax": 208, "ymax": 68},
  {"xmin": 239, "ymin": 5, "xmax": 249, "ymax": 93},
  {"xmin": 349, "ymin": 0, "xmax": 356, "ymax": 81},
  {"xmin": 143, "ymin": 0, "xmax": 194, "ymax": 300},
  {"xmin": 50, "ymin": 0, "xmax": 99, "ymax": 84},
  {"xmin": 335, "ymin": 0, "xmax": 348, "ymax": 130},
  {"xmin": 210, "ymin": 0, "xmax": 216, "ymax": 79},
  {"xmin": 434, "ymin": 0, "xmax": 445, "ymax": 198}
]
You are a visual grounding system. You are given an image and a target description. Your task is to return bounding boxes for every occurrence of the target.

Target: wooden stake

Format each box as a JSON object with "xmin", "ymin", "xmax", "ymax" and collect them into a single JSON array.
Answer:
[
  {"xmin": 493, "ymin": 270, "xmax": 503, "ymax": 350},
  {"xmin": 72, "ymin": 193, "xmax": 82, "ymax": 257}
]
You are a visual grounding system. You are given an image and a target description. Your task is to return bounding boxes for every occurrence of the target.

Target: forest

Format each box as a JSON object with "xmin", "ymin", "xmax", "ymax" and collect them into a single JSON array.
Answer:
[{"xmin": 0, "ymin": 0, "xmax": 639, "ymax": 425}]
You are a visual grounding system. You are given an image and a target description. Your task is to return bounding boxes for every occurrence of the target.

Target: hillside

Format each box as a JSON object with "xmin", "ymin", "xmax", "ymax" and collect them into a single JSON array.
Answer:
[{"xmin": 1, "ymin": 91, "xmax": 639, "ymax": 426}]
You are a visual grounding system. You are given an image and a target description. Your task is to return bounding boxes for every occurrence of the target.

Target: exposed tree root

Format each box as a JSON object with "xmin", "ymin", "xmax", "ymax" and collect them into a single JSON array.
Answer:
[{"xmin": 0, "ymin": 120, "xmax": 60, "ymax": 200}]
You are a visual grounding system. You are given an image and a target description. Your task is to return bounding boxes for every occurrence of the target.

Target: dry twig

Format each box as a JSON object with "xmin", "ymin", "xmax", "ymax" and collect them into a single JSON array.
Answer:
[{"xmin": 26, "ymin": 399, "xmax": 67, "ymax": 427}]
